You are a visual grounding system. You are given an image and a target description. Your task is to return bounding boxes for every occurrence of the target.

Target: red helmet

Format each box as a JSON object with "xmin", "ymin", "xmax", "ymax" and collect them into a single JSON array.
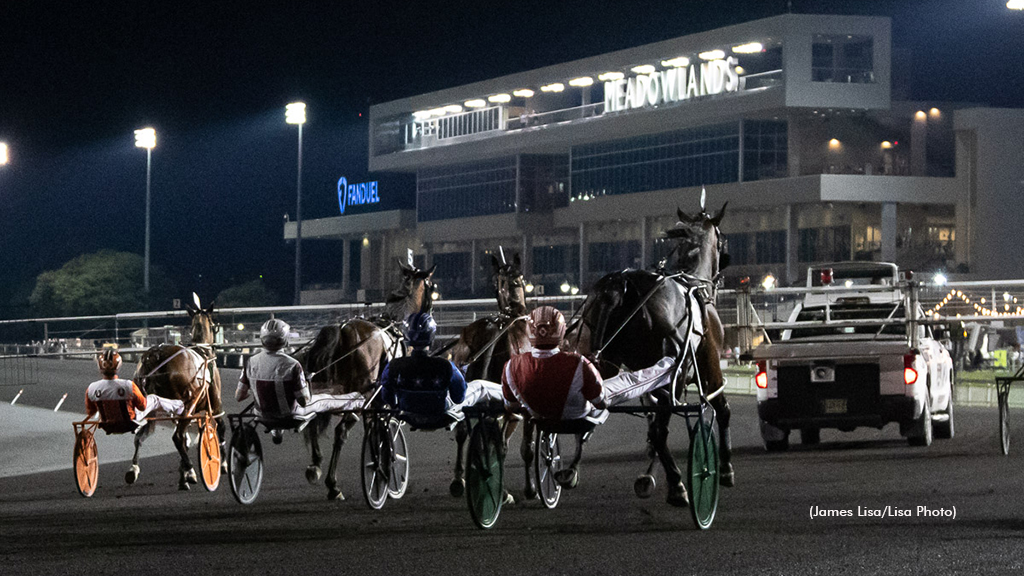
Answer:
[
  {"xmin": 528, "ymin": 306, "xmax": 566, "ymax": 349},
  {"xmin": 97, "ymin": 348, "xmax": 122, "ymax": 376}
]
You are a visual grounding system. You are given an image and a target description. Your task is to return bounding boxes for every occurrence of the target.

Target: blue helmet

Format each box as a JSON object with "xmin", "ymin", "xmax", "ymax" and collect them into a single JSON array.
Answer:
[{"xmin": 403, "ymin": 312, "xmax": 437, "ymax": 348}]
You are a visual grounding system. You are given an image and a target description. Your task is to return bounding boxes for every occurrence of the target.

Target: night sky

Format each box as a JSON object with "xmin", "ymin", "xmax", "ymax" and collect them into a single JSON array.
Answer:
[{"xmin": 1, "ymin": 0, "xmax": 1022, "ymax": 316}]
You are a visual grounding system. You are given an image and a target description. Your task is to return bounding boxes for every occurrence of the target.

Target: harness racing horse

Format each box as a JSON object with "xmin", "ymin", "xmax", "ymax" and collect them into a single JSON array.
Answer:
[
  {"xmin": 131, "ymin": 300, "xmax": 224, "ymax": 490},
  {"xmin": 583, "ymin": 202, "xmax": 734, "ymax": 507},
  {"xmin": 447, "ymin": 252, "xmax": 530, "ymax": 496},
  {"xmin": 301, "ymin": 260, "xmax": 436, "ymax": 500}
]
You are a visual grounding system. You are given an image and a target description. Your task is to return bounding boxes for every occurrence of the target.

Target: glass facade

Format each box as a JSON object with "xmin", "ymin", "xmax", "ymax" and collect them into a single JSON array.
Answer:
[
  {"xmin": 570, "ymin": 123, "xmax": 740, "ymax": 200},
  {"xmin": 812, "ymin": 34, "xmax": 875, "ymax": 84},
  {"xmin": 417, "ymin": 157, "xmax": 517, "ymax": 222},
  {"xmin": 799, "ymin": 226, "xmax": 852, "ymax": 262},
  {"xmin": 519, "ymin": 155, "xmax": 570, "ymax": 212},
  {"xmin": 743, "ymin": 120, "xmax": 788, "ymax": 181}
]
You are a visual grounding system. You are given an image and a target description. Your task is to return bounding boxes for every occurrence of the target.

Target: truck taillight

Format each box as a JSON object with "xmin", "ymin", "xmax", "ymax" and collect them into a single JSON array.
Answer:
[
  {"xmin": 756, "ymin": 361, "xmax": 768, "ymax": 389},
  {"xmin": 820, "ymin": 268, "xmax": 834, "ymax": 286},
  {"xmin": 903, "ymin": 353, "xmax": 918, "ymax": 385}
]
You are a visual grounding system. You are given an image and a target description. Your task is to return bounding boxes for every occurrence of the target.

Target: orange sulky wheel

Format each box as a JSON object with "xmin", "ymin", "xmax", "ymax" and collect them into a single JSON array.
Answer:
[
  {"xmin": 74, "ymin": 429, "xmax": 99, "ymax": 497},
  {"xmin": 198, "ymin": 417, "xmax": 222, "ymax": 491}
]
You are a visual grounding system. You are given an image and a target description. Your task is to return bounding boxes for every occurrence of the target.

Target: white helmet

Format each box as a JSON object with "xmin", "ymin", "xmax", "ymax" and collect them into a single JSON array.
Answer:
[{"xmin": 260, "ymin": 319, "xmax": 290, "ymax": 351}]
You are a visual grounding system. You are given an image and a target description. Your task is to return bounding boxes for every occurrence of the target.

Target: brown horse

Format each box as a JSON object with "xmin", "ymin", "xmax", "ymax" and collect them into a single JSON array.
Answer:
[
  {"xmin": 300, "ymin": 260, "xmax": 435, "ymax": 500},
  {"xmin": 130, "ymin": 300, "xmax": 224, "ymax": 490},
  {"xmin": 581, "ymin": 203, "xmax": 733, "ymax": 507},
  {"xmin": 447, "ymin": 252, "xmax": 530, "ymax": 496}
]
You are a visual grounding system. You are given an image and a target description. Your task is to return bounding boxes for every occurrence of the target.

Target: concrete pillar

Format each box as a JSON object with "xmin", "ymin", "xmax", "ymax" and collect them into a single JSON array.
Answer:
[
  {"xmin": 911, "ymin": 113, "xmax": 927, "ymax": 176},
  {"xmin": 640, "ymin": 217, "xmax": 650, "ymax": 269},
  {"xmin": 578, "ymin": 223, "xmax": 587, "ymax": 287},
  {"xmin": 881, "ymin": 202, "xmax": 898, "ymax": 262},
  {"xmin": 787, "ymin": 114, "xmax": 801, "ymax": 177},
  {"xmin": 521, "ymin": 234, "xmax": 532, "ymax": 278},
  {"xmin": 470, "ymin": 239, "xmax": 478, "ymax": 295},
  {"xmin": 341, "ymin": 239, "xmax": 350, "ymax": 298},
  {"xmin": 784, "ymin": 205, "xmax": 800, "ymax": 285}
]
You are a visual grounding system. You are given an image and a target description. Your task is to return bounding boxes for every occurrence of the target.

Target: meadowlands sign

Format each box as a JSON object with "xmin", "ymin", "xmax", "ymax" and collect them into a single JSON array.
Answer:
[
  {"xmin": 337, "ymin": 176, "xmax": 381, "ymax": 215},
  {"xmin": 604, "ymin": 57, "xmax": 741, "ymax": 114}
]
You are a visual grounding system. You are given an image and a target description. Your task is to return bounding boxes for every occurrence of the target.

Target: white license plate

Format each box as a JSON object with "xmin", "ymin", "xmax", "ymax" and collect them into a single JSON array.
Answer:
[{"xmin": 823, "ymin": 399, "xmax": 847, "ymax": 414}]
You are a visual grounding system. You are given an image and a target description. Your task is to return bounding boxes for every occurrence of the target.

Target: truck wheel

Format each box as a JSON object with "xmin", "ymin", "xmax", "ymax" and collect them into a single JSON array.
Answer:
[
  {"xmin": 760, "ymin": 419, "xmax": 789, "ymax": 452},
  {"xmin": 907, "ymin": 390, "xmax": 933, "ymax": 447},
  {"xmin": 934, "ymin": 397, "xmax": 954, "ymax": 440},
  {"xmin": 800, "ymin": 428, "xmax": 821, "ymax": 445}
]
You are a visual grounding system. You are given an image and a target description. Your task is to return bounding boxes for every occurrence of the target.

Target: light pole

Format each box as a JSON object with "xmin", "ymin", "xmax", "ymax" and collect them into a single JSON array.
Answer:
[
  {"xmin": 134, "ymin": 128, "xmax": 156, "ymax": 302},
  {"xmin": 286, "ymin": 102, "xmax": 306, "ymax": 306}
]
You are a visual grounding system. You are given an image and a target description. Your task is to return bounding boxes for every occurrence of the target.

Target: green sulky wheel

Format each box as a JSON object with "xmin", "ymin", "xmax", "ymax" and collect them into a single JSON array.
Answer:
[
  {"xmin": 687, "ymin": 409, "xmax": 720, "ymax": 530},
  {"xmin": 466, "ymin": 418, "xmax": 504, "ymax": 529}
]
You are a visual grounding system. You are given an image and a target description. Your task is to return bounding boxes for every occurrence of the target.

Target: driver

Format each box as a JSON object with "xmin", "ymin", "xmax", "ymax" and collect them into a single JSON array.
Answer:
[
  {"xmin": 502, "ymin": 306, "xmax": 677, "ymax": 419},
  {"xmin": 236, "ymin": 319, "xmax": 364, "ymax": 430},
  {"xmin": 85, "ymin": 347, "xmax": 185, "ymax": 434},
  {"xmin": 379, "ymin": 312, "xmax": 503, "ymax": 429}
]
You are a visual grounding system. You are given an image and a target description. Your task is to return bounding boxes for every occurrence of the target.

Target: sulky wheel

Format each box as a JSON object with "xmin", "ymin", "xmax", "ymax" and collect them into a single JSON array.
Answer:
[
  {"xmin": 387, "ymin": 418, "xmax": 409, "ymax": 499},
  {"xmin": 534, "ymin": 430, "xmax": 563, "ymax": 509},
  {"xmin": 228, "ymin": 424, "xmax": 263, "ymax": 505},
  {"xmin": 361, "ymin": 416, "xmax": 391, "ymax": 510},
  {"xmin": 687, "ymin": 408, "xmax": 720, "ymax": 530},
  {"xmin": 73, "ymin": 428, "xmax": 99, "ymax": 498},
  {"xmin": 1000, "ymin": 392, "xmax": 1010, "ymax": 456},
  {"xmin": 198, "ymin": 417, "xmax": 222, "ymax": 492},
  {"xmin": 466, "ymin": 418, "xmax": 504, "ymax": 529}
]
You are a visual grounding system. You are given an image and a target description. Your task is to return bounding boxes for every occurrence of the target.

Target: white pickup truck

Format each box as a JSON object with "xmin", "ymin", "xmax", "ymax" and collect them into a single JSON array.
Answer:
[{"xmin": 752, "ymin": 262, "xmax": 954, "ymax": 451}]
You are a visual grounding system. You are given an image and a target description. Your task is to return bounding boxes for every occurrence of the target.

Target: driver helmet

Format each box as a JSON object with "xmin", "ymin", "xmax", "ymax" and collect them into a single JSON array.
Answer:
[
  {"xmin": 403, "ymin": 312, "xmax": 436, "ymax": 349},
  {"xmin": 528, "ymin": 306, "xmax": 566, "ymax": 350},
  {"xmin": 97, "ymin": 348, "xmax": 122, "ymax": 377},
  {"xmin": 260, "ymin": 318, "xmax": 290, "ymax": 352}
]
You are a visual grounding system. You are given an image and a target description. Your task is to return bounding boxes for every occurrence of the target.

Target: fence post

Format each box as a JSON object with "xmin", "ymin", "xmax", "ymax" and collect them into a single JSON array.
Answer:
[{"xmin": 735, "ymin": 285, "xmax": 754, "ymax": 353}]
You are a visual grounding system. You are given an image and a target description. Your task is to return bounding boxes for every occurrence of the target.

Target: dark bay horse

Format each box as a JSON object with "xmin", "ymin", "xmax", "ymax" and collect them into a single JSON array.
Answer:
[
  {"xmin": 582, "ymin": 203, "xmax": 733, "ymax": 507},
  {"xmin": 447, "ymin": 252, "xmax": 531, "ymax": 496},
  {"xmin": 300, "ymin": 260, "xmax": 435, "ymax": 500},
  {"xmin": 131, "ymin": 300, "xmax": 223, "ymax": 490}
]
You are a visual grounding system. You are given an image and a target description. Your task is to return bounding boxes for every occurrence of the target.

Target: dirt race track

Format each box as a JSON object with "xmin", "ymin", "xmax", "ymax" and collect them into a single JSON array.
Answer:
[{"xmin": 2, "ymin": 359, "xmax": 1024, "ymax": 576}]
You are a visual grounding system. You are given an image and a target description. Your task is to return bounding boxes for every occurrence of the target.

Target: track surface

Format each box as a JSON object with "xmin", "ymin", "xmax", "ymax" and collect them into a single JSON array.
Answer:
[{"xmin": 2, "ymin": 360, "xmax": 1024, "ymax": 575}]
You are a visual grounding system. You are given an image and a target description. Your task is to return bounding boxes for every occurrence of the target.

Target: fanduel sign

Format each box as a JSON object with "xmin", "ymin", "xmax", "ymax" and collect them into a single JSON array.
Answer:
[
  {"xmin": 604, "ymin": 57, "xmax": 740, "ymax": 114},
  {"xmin": 337, "ymin": 176, "xmax": 380, "ymax": 215}
]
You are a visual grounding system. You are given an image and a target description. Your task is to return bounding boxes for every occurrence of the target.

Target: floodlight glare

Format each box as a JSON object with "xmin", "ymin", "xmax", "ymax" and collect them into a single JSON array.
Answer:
[
  {"xmin": 1008, "ymin": 0, "xmax": 1024, "ymax": 10},
  {"xmin": 661, "ymin": 57, "xmax": 690, "ymax": 68},
  {"xmin": 487, "ymin": 94, "xmax": 511, "ymax": 103},
  {"xmin": 512, "ymin": 89, "xmax": 535, "ymax": 98},
  {"xmin": 630, "ymin": 65, "xmax": 656, "ymax": 74},
  {"xmin": 568, "ymin": 77, "xmax": 594, "ymax": 87},
  {"xmin": 134, "ymin": 128, "xmax": 156, "ymax": 149},
  {"xmin": 0, "ymin": 142, "xmax": 8, "ymax": 165},
  {"xmin": 285, "ymin": 102, "xmax": 307, "ymax": 124},
  {"xmin": 732, "ymin": 42, "xmax": 763, "ymax": 54},
  {"xmin": 597, "ymin": 72, "xmax": 624, "ymax": 81},
  {"xmin": 699, "ymin": 50, "xmax": 726, "ymax": 60},
  {"xmin": 933, "ymin": 273, "xmax": 948, "ymax": 286}
]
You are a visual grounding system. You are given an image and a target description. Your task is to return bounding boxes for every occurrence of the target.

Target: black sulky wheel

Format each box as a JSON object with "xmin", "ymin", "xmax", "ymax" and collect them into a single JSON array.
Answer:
[
  {"xmin": 687, "ymin": 406, "xmax": 719, "ymax": 530},
  {"xmin": 361, "ymin": 416, "xmax": 391, "ymax": 510},
  {"xmin": 534, "ymin": 430, "xmax": 563, "ymax": 509},
  {"xmin": 999, "ymin": 390, "xmax": 1010, "ymax": 456},
  {"xmin": 73, "ymin": 428, "xmax": 99, "ymax": 498},
  {"xmin": 198, "ymin": 416, "xmax": 222, "ymax": 492},
  {"xmin": 466, "ymin": 417, "xmax": 504, "ymax": 529},
  {"xmin": 228, "ymin": 423, "xmax": 263, "ymax": 505},
  {"xmin": 387, "ymin": 418, "xmax": 409, "ymax": 499}
]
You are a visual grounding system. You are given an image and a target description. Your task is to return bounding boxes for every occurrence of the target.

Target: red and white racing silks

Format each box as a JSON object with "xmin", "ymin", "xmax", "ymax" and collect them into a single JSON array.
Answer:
[
  {"xmin": 502, "ymin": 348, "xmax": 604, "ymax": 420},
  {"xmin": 85, "ymin": 378, "xmax": 185, "ymax": 434}
]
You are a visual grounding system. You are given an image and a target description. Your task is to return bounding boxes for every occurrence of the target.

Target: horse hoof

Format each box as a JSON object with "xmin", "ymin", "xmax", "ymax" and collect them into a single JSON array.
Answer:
[
  {"xmin": 554, "ymin": 468, "xmax": 579, "ymax": 490},
  {"xmin": 634, "ymin": 474, "xmax": 656, "ymax": 499},
  {"xmin": 306, "ymin": 466, "xmax": 322, "ymax": 485},
  {"xmin": 719, "ymin": 463, "xmax": 735, "ymax": 487},
  {"xmin": 178, "ymin": 481, "xmax": 191, "ymax": 492},
  {"xmin": 524, "ymin": 483, "xmax": 537, "ymax": 500},
  {"xmin": 327, "ymin": 488, "xmax": 345, "ymax": 501},
  {"xmin": 272, "ymin": 430, "xmax": 284, "ymax": 445},
  {"xmin": 184, "ymin": 468, "xmax": 198, "ymax": 485},
  {"xmin": 502, "ymin": 490, "xmax": 516, "ymax": 506},
  {"xmin": 124, "ymin": 465, "xmax": 140, "ymax": 485},
  {"xmin": 449, "ymin": 478, "xmax": 465, "ymax": 498},
  {"xmin": 666, "ymin": 483, "xmax": 690, "ymax": 508}
]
